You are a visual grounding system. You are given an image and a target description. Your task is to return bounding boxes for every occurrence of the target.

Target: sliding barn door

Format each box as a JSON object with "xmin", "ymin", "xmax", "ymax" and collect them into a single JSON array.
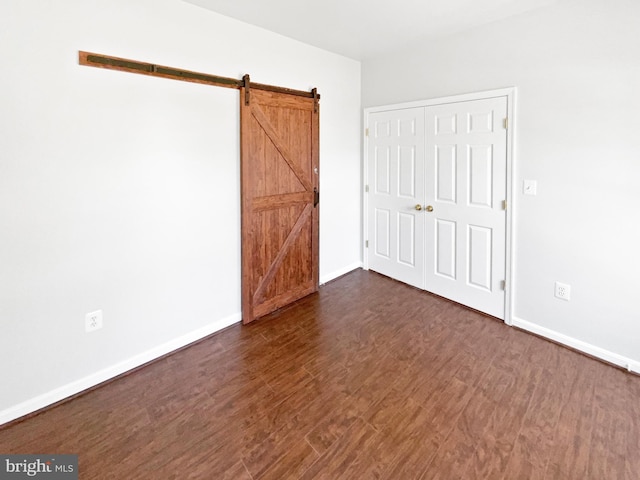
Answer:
[{"xmin": 240, "ymin": 88, "xmax": 319, "ymax": 324}]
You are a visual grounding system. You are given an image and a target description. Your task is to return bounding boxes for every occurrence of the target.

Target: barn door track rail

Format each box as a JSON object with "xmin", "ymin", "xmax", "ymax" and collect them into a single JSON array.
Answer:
[{"xmin": 78, "ymin": 51, "xmax": 319, "ymax": 100}]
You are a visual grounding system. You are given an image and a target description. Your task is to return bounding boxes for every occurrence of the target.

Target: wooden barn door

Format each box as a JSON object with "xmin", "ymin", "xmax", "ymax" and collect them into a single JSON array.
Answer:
[{"xmin": 240, "ymin": 87, "xmax": 319, "ymax": 324}]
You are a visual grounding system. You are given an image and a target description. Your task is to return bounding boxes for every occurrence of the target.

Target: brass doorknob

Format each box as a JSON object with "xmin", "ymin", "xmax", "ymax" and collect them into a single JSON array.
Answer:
[
  {"xmin": 426, "ymin": 205, "xmax": 434, "ymax": 212},
  {"xmin": 415, "ymin": 204, "xmax": 422, "ymax": 211}
]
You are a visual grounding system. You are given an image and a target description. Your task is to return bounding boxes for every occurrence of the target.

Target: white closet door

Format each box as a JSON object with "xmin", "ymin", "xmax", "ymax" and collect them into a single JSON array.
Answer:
[
  {"xmin": 424, "ymin": 97, "xmax": 508, "ymax": 318},
  {"xmin": 367, "ymin": 108, "xmax": 426, "ymax": 289}
]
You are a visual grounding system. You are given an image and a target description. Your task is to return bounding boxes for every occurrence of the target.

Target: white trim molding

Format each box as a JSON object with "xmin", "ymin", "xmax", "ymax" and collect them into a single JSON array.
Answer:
[
  {"xmin": 364, "ymin": 87, "xmax": 517, "ymax": 113},
  {"xmin": 0, "ymin": 313, "xmax": 241, "ymax": 426},
  {"xmin": 320, "ymin": 262, "xmax": 363, "ymax": 285},
  {"xmin": 1, "ymin": 261, "xmax": 366, "ymax": 426},
  {"xmin": 512, "ymin": 316, "xmax": 640, "ymax": 375}
]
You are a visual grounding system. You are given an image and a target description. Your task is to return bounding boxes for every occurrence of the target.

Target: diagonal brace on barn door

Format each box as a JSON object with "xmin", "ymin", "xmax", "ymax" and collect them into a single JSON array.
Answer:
[
  {"xmin": 250, "ymin": 103, "xmax": 314, "ymax": 193},
  {"xmin": 252, "ymin": 204, "xmax": 313, "ymax": 304},
  {"xmin": 253, "ymin": 192, "xmax": 314, "ymax": 212}
]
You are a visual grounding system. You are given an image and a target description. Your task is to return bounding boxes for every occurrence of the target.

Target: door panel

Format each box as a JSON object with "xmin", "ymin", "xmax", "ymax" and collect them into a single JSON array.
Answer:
[
  {"xmin": 368, "ymin": 108, "xmax": 426, "ymax": 289},
  {"xmin": 425, "ymin": 97, "xmax": 507, "ymax": 318},
  {"xmin": 468, "ymin": 144, "xmax": 494, "ymax": 208},
  {"xmin": 398, "ymin": 212, "xmax": 416, "ymax": 266},
  {"xmin": 436, "ymin": 219, "xmax": 456, "ymax": 279},
  {"xmin": 375, "ymin": 147, "xmax": 391, "ymax": 194},
  {"xmin": 436, "ymin": 145, "xmax": 457, "ymax": 203},
  {"xmin": 468, "ymin": 225, "xmax": 492, "ymax": 290},
  {"xmin": 241, "ymin": 89, "xmax": 319, "ymax": 323},
  {"xmin": 374, "ymin": 208, "xmax": 391, "ymax": 258}
]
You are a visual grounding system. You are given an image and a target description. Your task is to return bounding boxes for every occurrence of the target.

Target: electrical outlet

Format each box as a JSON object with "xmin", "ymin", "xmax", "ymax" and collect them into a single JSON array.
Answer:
[
  {"xmin": 85, "ymin": 310, "xmax": 103, "ymax": 332},
  {"xmin": 554, "ymin": 282, "xmax": 571, "ymax": 301}
]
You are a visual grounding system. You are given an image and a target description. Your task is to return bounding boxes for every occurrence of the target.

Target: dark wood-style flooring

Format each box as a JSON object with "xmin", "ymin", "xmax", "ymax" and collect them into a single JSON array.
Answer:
[{"xmin": 1, "ymin": 269, "xmax": 638, "ymax": 479}]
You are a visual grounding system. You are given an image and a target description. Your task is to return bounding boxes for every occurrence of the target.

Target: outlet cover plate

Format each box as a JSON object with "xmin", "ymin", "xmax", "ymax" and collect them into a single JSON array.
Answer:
[
  {"xmin": 86, "ymin": 310, "xmax": 103, "ymax": 332},
  {"xmin": 554, "ymin": 282, "xmax": 571, "ymax": 301}
]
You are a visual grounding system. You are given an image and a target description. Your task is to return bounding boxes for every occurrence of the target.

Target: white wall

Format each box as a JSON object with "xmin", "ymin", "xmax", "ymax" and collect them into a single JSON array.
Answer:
[
  {"xmin": 363, "ymin": 0, "xmax": 640, "ymax": 369},
  {"xmin": 0, "ymin": 0, "xmax": 361, "ymax": 423}
]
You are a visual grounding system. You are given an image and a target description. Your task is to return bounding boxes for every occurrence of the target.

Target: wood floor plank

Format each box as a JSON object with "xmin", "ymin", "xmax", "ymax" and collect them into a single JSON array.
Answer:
[
  {"xmin": 241, "ymin": 362, "xmax": 364, "ymax": 475},
  {"xmin": 501, "ymin": 457, "xmax": 547, "ymax": 480},
  {"xmin": 502, "ymin": 339, "xmax": 579, "ymax": 475},
  {"xmin": 543, "ymin": 356, "xmax": 600, "ymax": 479},
  {"xmin": 379, "ymin": 408, "xmax": 441, "ymax": 480},
  {"xmin": 255, "ymin": 440, "xmax": 318, "ymax": 480},
  {"xmin": 419, "ymin": 377, "xmax": 475, "ymax": 438},
  {"xmin": 625, "ymin": 370, "xmax": 640, "ymax": 480},
  {"xmin": 587, "ymin": 364, "xmax": 629, "ymax": 479},
  {"xmin": 335, "ymin": 397, "xmax": 425, "ymax": 479},
  {"xmin": 0, "ymin": 269, "xmax": 637, "ymax": 480},
  {"xmin": 463, "ymin": 363, "xmax": 542, "ymax": 479},
  {"xmin": 420, "ymin": 389, "xmax": 497, "ymax": 480},
  {"xmin": 221, "ymin": 460, "xmax": 254, "ymax": 480},
  {"xmin": 304, "ymin": 398, "xmax": 362, "ymax": 454},
  {"xmin": 299, "ymin": 417, "xmax": 378, "ymax": 480}
]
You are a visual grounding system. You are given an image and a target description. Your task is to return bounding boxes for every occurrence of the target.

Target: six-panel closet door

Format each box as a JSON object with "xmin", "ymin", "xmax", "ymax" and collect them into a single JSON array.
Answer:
[{"xmin": 367, "ymin": 96, "xmax": 508, "ymax": 319}]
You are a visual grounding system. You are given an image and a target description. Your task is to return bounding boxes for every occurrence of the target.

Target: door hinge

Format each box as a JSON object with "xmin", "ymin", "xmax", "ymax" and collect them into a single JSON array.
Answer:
[
  {"xmin": 503, "ymin": 117, "xmax": 508, "ymax": 130},
  {"xmin": 365, "ymin": 185, "xmax": 369, "ymax": 193},
  {"xmin": 365, "ymin": 128, "xmax": 369, "ymax": 137},
  {"xmin": 500, "ymin": 280, "xmax": 506, "ymax": 291},
  {"xmin": 365, "ymin": 240, "xmax": 369, "ymax": 248},
  {"xmin": 502, "ymin": 200, "xmax": 507, "ymax": 210}
]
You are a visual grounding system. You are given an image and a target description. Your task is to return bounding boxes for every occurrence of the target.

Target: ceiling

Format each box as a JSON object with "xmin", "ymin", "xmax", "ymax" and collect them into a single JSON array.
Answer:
[{"xmin": 183, "ymin": 0, "xmax": 559, "ymax": 60}]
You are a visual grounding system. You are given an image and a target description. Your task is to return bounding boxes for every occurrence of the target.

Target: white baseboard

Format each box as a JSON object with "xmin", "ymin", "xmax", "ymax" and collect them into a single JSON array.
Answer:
[
  {"xmin": 0, "ymin": 313, "xmax": 241, "ymax": 426},
  {"xmin": 0, "ymin": 262, "xmax": 365, "ymax": 426},
  {"xmin": 320, "ymin": 262, "xmax": 363, "ymax": 285},
  {"xmin": 10, "ymin": 301, "xmax": 635, "ymax": 427},
  {"xmin": 512, "ymin": 316, "xmax": 640, "ymax": 374}
]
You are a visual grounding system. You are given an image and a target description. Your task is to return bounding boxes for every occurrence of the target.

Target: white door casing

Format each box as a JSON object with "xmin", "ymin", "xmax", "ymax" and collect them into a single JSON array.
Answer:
[{"xmin": 364, "ymin": 90, "xmax": 513, "ymax": 321}]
